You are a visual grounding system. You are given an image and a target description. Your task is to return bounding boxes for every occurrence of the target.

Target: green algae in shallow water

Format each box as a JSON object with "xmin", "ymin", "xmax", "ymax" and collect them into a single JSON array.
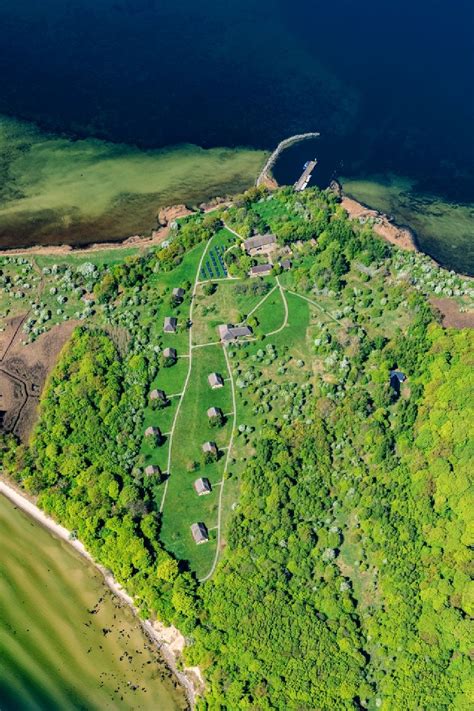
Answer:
[
  {"xmin": 341, "ymin": 175, "xmax": 474, "ymax": 276},
  {"xmin": 0, "ymin": 115, "xmax": 267, "ymax": 249},
  {"xmin": 0, "ymin": 495, "xmax": 187, "ymax": 711}
]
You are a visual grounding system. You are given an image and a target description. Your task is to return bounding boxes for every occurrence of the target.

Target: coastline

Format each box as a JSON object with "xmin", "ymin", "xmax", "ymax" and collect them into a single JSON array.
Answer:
[{"xmin": 0, "ymin": 478, "xmax": 204, "ymax": 708}]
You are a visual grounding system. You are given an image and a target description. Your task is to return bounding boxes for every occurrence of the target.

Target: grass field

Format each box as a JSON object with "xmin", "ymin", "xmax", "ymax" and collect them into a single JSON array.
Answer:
[{"xmin": 160, "ymin": 343, "xmax": 232, "ymax": 578}]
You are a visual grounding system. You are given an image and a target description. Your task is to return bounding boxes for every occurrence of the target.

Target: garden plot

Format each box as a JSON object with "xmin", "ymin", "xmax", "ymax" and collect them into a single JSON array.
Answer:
[{"xmin": 199, "ymin": 228, "xmax": 235, "ymax": 281}]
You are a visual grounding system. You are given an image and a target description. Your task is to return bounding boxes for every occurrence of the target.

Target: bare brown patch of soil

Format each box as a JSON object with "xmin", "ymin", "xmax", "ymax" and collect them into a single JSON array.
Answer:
[
  {"xmin": 0, "ymin": 313, "xmax": 29, "ymax": 360},
  {"xmin": 340, "ymin": 196, "xmax": 416, "ymax": 252},
  {"xmin": 430, "ymin": 298, "xmax": 474, "ymax": 329},
  {"xmin": 0, "ymin": 320, "xmax": 78, "ymax": 441},
  {"xmin": 158, "ymin": 204, "xmax": 194, "ymax": 226}
]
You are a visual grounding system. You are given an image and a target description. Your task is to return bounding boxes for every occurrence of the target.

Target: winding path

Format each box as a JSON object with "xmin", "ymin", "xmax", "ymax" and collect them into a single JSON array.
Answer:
[
  {"xmin": 264, "ymin": 276, "xmax": 289, "ymax": 336},
  {"xmin": 159, "ymin": 237, "xmax": 213, "ymax": 514},
  {"xmin": 284, "ymin": 287, "xmax": 339, "ymax": 324},
  {"xmin": 199, "ymin": 343, "xmax": 237, "ymax": 583}
]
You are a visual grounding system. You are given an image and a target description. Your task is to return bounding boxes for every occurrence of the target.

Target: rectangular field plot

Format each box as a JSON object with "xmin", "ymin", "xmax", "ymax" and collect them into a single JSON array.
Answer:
[{"xmin": 198, "ymin": 228, "xmax": 235, "ymax": 281}]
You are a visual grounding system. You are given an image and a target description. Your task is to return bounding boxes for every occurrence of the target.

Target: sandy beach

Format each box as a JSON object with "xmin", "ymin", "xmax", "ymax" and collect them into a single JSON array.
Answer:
[
  {"xmin": 339, "ymin": 195, "xmax": 417, "ymax": 252},
  {"xmin": 0, "ymin": 478, "xmax": 203, "ymax": 707}
]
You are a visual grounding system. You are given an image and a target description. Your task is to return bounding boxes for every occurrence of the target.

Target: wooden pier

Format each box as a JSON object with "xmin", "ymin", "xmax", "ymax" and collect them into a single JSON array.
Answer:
[{"xmin": 294, "ymin": 159, "xmax": 317, "ymax": 192}]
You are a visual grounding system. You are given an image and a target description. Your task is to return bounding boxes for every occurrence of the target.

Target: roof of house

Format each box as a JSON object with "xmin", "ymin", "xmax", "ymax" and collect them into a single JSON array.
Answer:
[
  {"xmin": 191, "ymin": 522, "xmax": 209, "ymax": 543},
  {"xmin": 164, "ymin": 317, "xmax": 177, "ymax": 332},
  {"xmin": 202, "ymin": 441, "xmax": 217, "ymax": 454},
  {"xmin": 150, "ymin": 388, "xmax": 166, "ymax": 400},
  {"xmin": 207, "ymin": 406, "xmax": 222, "ymax": 418},
  {"xmin": 194, "ymin": 478, "xmax": 212, "ymax": 495},
  {"xmin": 163, "ymin": 347, "xmax": 177, "ymax": 359},
  {"xmin": 172, "ymin": 287, "xmax": 185, "ymax": 298},
  {"xmin": 390, "ymin": 370, "xmax": 406, "ymax": 383},
  {"xmin": 144, "ymin": 465, "xmax": 160, "ymax": 476},
  {"xmin": 244, "ymin": 234, "xmax": 277, "ymax": 251},
  {"xmin": 280, "ymin": 259, "xmax": 292, "ymax": 270},
  {"xmin": 145, "ymin": 426, "xmax": 160, "ymax": 437},
  {"xmin": 218, "ymin": 324, "xmax": 253, "ymax": 342},
  {"xmin": 208, "ymin": 372, "xmax": 224, "ymax": 387},
  {"xmin": 249, "ymin": 263, "xmax": 273, "ymax": 276}
]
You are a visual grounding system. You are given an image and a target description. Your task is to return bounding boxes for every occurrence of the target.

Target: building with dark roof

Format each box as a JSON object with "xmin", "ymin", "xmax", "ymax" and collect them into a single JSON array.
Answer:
[
  {"xmin": 202, "ymin": 441, "xmax": 218, "ymax": 456},
  {"xmin": 163, "ymin": 316, "xmax": 177, "ymax": 333},
  {"xmin": 194, "ymin": 478, "xmax": 212, "ymax": 496},
  {"xmin": 249, "ymin": 263, "xmax": 273, "ymax": 277},
  {"xmin": 208, "ymin": 372, "xmax": 224, "ymax": 388},
  {"xmin": 172, "ymin": 287, "xmax": 185, "ymax": 300},
  {"xmin": 144, "ymin": 465, "xmax": 160, "ymax": 476},
  {"xmin": 163, "ymin": 347, "xmax": 177, "ymax": 361},
  {"xmin": 145, "ymin": 426, "xmax": 161, "ymax": 438},
  {"xmin": 191, "ymin": 522, "xmax": 209, "ymax": 544},
  {"xmin": 207, "ymin": 406, "xmax": 222, "ymax": 419},
  {"xmin": 218, "ymin": 324, "xmax": 253, "ymax": 343},
  {"xmin": 390, "ymin": 370, "xmax": 407, "ymax": 394},
  {"xmin": 244, "ymin": 233, "xmax": 277, "ymax": 256}
]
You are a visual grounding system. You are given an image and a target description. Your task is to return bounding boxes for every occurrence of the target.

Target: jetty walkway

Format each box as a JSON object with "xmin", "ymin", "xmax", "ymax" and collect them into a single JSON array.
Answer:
[
  {"xmin": 256, "ymin": 131, "xmax": 320, "ymax": 187},
  {"xmin": 294, "ymin": 159, "xmax": 317, "ymax": 191}
]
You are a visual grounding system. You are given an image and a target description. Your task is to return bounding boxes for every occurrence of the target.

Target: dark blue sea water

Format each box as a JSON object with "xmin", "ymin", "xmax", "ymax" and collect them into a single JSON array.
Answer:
[{"xmin": 0, "ymin": 0, "xmax": 472, "ymax": 270}]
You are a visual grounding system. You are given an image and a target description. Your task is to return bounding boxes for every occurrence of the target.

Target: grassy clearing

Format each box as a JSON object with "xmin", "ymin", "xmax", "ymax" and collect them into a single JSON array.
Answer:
[
  {"xmin": 251, "ymin": 286, "xmax": 286, "ymax": 335},
  {"xmin": 192, "ymin": 280, "xmax": 271, "ymax": 345},
  {"xmin": 160, "ymin": 344, "xmax": 232, "ymax": 577}
]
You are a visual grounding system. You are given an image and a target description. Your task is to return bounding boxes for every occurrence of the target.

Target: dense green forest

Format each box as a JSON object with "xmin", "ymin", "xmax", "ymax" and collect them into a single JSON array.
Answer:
[
  {"xmin": 1, "ymin": 185, "xmax": 472, "ymax": 709},
  {"xmin": 188, "ymin": 325, "xmax": 473, "ymax": 709}
]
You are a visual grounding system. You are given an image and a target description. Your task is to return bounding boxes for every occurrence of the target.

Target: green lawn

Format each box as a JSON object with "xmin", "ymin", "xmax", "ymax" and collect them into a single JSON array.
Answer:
[
  {"xmin": 252, "ymin": 285, "xmax": 286, "ymax": 335},
  {"xmin": 192, "ymin": 280, "xmax": 273, "ymax": 345},
  {"xmin": 160, "ymin": 343, "xmax": 232, "ymax": 578}
]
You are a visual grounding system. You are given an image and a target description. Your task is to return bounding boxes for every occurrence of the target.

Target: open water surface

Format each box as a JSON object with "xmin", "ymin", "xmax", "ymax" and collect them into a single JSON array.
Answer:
[
  {"xmin": 0, "ymin": 495, "xmax": 187, "ymax": 710},
  {"xmin": 0, "ymin": 0, "xmax": 472, "ymax": 271}
]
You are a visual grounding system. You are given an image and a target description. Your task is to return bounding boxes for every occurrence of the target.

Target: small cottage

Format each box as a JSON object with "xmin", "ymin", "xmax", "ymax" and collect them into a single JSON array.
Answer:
[
  {"xmin": 191, "ymin": 522, "xmax": 209, "ymax": 544},
  {"xmin": 145, "ymin": 426, "xmax": 161, "ymax": 438},
  {"xmin": 208, "ymin": 372, "xmax": 224, "ymax": 389},
  {"xmin": 207, "ymin": 406, "xmax": 222, "ymax": 419},
  {"xmin": 249, "ymin": 263, "xmax": 273, "ymax": 278},
  {"xmin": 202, "ymin": 441, "xmax": 218, "ymax": 456},
  {"xmin": 172, "ymin": 287, "xmax": 185, "ymax": 301},
  {"xmin": 218, "ymin": 324, "xmax": 253, "ymax": 343},
  {"xmin": 150, "ymin": 389, "xmax": 167, "ymax": 402},
  {"xmin": 163, "ymin": 347, "xmax": 177, "ymax": 361},
  {"xmin": 144, "ymin": 465, "xmax": 160, "ymax": 476},
  {"xmin": 194, "ymin": 478, "xmax": 212, "ymax": 496},
  {"xmin": 163, "ymin": 316, "xmax": 177, "ymax": 333},
  {"xmin": 390, "ymin": 370, "xmax": 407, "ymax": 394}
]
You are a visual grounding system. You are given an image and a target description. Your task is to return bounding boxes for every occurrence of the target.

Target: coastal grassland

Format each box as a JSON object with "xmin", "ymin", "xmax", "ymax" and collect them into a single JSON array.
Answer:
[
  {"xmin": 0, "ymin": 114, "xmax": 267, "ymax": 248},
  {"xmin": 0, "ymin": 495, "xmax": 186, "ymax": 711},
  {"xmin": 160, "ymin": 343, "xmax": 233, "ymax": 578},
  {"xmin": 341, "ymin": 174, "xmax": 474, "ymax": 276}
]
